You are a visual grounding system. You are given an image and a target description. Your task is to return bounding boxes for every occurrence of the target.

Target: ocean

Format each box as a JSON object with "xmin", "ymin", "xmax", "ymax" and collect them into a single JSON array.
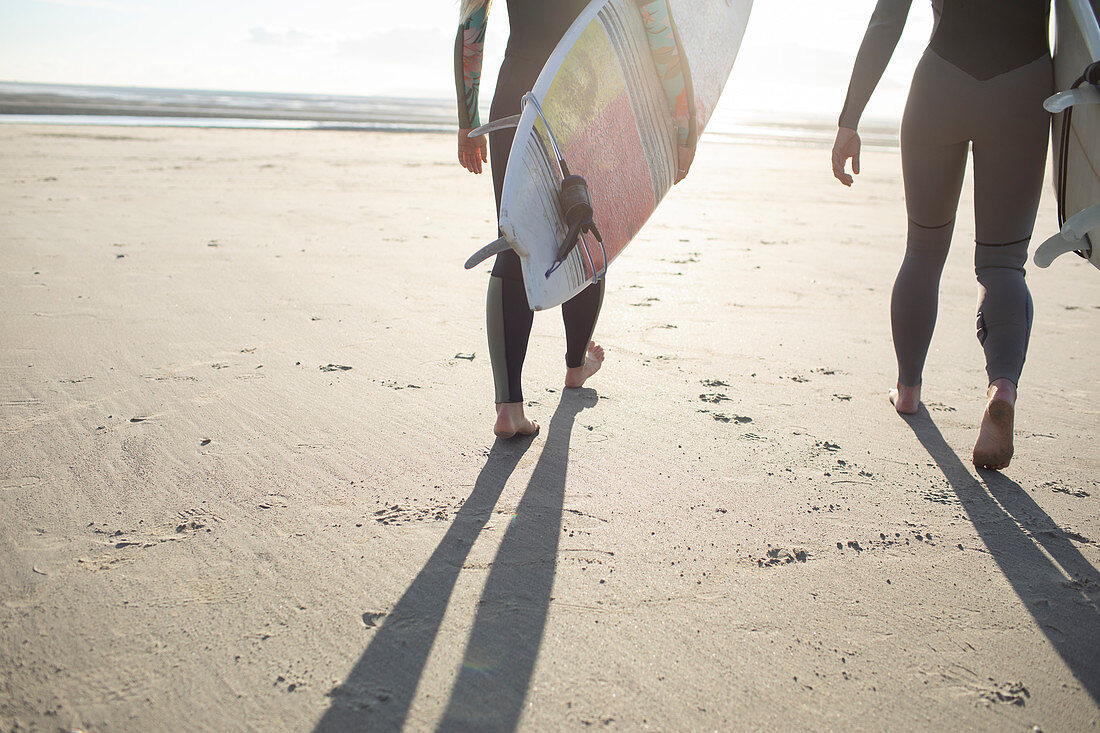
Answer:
[{"xmin": 0, "ymin": 81, "xmax": 900, "ymax": 148}]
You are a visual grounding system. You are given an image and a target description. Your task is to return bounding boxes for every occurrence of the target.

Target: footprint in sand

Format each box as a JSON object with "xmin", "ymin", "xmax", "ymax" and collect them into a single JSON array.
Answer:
[
  {"xmin": 361, "ymin": 611, "xmax": 386, "ymax": 628},
  {"xmin": 712, "ymin": 413, "xmax": 753, "ymax": 424}
]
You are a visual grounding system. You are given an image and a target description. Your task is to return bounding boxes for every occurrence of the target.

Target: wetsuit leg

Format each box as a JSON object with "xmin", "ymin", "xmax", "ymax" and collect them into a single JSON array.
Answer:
[
  {"xmin": 562, "ymin": 280, "xmax": 605, "ymax": 368},
  {"xmin": 970, "ymin": 56, "xmax": 1051, "ymax": 386},
  {"xmin": 892, "ymin": 51, "xmax": 969, "ymax": 387},
  {"xmin": 485, "ymin": 57, "xmax": 606, "ymax": 400},
  {"xmin": 486, "ymin": 275, "xmax": 533, "ymax": 403},
  {"xmin": 484, "ymin": 61, "xmax": 531, "ymax": 404}
]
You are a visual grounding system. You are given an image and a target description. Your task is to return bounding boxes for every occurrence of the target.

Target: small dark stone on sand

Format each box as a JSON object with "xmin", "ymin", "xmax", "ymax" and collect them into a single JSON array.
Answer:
[{"xmin": 320, "ymin": 364, "xmax": 352, "ymax": 372}]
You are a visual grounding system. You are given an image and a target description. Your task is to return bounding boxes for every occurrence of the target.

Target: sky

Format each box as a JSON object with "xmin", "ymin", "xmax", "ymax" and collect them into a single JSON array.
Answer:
[{"xmin": 0, "ymin": 0, "xmax": 934, "ymax": 122}]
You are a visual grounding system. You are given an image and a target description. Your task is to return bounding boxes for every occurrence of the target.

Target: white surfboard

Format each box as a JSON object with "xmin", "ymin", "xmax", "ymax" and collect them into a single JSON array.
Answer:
[
  {"xmin": 469, "ymin": 0, "xmax": 753, "ymax": 310},
  {"xmin": 1035, "ymin": 0, "xmax": 1100, "ymax": 270}
]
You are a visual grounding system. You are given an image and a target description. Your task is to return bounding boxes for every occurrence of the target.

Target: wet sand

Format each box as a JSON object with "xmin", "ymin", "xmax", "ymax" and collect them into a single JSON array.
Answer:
[{"xmin": 0, "ymin": 124, "xmax": 1098, "ymax": 731}]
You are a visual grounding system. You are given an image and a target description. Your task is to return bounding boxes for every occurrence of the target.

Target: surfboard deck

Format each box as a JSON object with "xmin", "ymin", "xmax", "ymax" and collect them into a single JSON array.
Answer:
[
  {"xmin": 1039, "ymin": 0, "xmax": 1100, "ymax": 270},
  {"xmin": 485, "ymin": 0, "xmax": 752, "ymax": 310}
]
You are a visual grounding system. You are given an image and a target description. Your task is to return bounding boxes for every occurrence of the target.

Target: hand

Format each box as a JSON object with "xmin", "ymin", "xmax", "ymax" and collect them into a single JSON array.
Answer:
[
  {"xmin": 458, "ymin": 128, "xmax": 487, "ymax": 174},
  {"xmin": 831, "ymin": 127, "xmax": 861, "ymax": 187},
  {"xmin": 674, "ymin": 142, "xmax": 695, "ymax": 184}
]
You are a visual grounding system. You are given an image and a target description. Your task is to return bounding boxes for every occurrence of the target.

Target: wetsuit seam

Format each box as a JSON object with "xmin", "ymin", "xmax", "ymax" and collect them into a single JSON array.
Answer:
[
  {"xmin": 976, "ymin": 236, "xmax": 1031, "ymax": 248},
  {"xmin": 928, "ymin": 47, "xmax": 1049, "ymax": 82},
  {"xmin": 908, "ymin": 217, "xmax": 954, "ymax": 230}
]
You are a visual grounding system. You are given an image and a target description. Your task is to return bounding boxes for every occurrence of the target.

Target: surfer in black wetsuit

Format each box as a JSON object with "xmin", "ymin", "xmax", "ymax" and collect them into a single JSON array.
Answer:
[
  {"xmin": 455, "ymin": 0, "xmax": 693, "ymax": 438},
  {"xmin": 831, "ymin": 0, "xmax": 1052, "ymax": 470},
  {"xmin": 456, "ymin": 0, "xmax": 603, "ymax": 439}
]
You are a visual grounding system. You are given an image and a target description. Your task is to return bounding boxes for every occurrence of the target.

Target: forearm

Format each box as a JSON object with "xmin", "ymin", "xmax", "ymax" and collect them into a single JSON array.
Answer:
[
  {"xmin": 455, "ymin": 4, "xmax": 489, "ymax": 129},
  {"xmin": 638, "ymin": 0, "xmax": 690, "ymax": 144},
  {"xmin": 838, "ymin": 0, "xmax": 914, "ymax": 130}
]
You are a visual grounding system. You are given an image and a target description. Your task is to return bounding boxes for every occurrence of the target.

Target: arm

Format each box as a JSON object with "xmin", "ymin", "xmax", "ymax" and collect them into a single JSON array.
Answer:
[
  {"xmin": 832, "ymin": 0, "xmax": 913, "ymax": 186},
  {"xmin": 837, "ymin": 0, "xmax": 914, "ymax": 131},
  {"xmin": 637, "ymin": 0, "xmax": 694, "ymax": 182},
  {"xmin": 455, "ymin": 3, "xmax": 490, "ymax": 174}
]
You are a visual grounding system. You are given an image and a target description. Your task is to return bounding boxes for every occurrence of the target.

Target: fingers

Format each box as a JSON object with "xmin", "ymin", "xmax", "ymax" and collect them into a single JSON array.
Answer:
[
  {"xmin": 674, "ymin": 143, "xmax": 696, "ymax": 184},
  {"xmin": 457, "ymin": 136, "xmax": 486, "ymax": 174},
  {"xmin": 830, "ymin": 149, "xmax": 852, "ymax": 186},
  {"xmin": 830, "ymin": 127, "xmax": 860, "ymax": 187},
  {"xmin": 458, "ymin": 150, "xmax": 481, "ymax": 174},
  {"xmin": 458, "ymin": 131, "xmax": 488, "ymax": 174}
]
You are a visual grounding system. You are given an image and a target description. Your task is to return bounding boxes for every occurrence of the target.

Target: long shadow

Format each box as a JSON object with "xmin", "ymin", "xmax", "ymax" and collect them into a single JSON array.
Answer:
[
  {"xmin": 315, "ymin": 435, "xmax": 533, "ymax": 731},
  {"xmin": 437, "ymin": 387, "xmax": 598, "ymax": 731},
  {"xmin": 316, "ymin": 388, "xmax": 597, "ymax": 731},
  {"xmin": 903, "ymin": 407, "xmax": 1100, "ymax": 702}
]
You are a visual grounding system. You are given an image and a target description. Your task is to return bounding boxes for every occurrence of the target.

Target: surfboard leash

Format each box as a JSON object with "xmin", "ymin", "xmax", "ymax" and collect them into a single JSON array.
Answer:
[
  {"xmin": 546, "ymin": 174, "xmax": 604, "ymax": 279},
  {"xmin": 517, "ymin": 92, "xmax": 608, "ymax": 281}
]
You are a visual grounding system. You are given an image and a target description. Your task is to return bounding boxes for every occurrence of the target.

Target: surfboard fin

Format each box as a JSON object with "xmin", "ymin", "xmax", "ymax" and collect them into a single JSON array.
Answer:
[
  {"xmin": 1046, "ymin": 61, "xmax": 1100, "ymax": 112},
  {"xmin": 464, "ymin": 236, "xmax": 511, "ymax": 269},
  {"xmin": 1034, "ymin": 204, "xmax": 1100, "ymax": 268},
  {"xmin": 1044, "ymin": 84, "xmax": 1100, "ymax": 113},
  {"xmin": 468, "ymin": 115, "xmax": 522, "ymax": 137}
]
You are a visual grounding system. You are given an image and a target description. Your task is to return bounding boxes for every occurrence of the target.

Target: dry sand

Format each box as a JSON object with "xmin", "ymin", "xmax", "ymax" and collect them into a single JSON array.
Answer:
[{"xmin": 0, "ymin": 123, "xmax": 1098, "ymax": 732}]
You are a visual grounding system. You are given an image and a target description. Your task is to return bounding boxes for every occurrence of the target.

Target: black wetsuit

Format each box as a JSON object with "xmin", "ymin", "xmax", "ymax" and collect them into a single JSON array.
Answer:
[
  {"xmin": 841, "ymin": 0, "xmax": 1052, "ymax": 388},
  {"xmin": 479, "ymin": 0, "xmax": 604, "ymax": 404}
]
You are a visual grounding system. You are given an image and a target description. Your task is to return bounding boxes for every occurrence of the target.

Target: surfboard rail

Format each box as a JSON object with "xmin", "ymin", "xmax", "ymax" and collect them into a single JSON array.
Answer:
[{"xmin": 1037, "ymin": 0, "xmax": 1100, "ymax": 270}]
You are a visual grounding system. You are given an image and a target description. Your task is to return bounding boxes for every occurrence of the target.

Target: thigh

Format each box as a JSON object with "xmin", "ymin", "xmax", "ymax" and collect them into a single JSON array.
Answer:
[
  {"xmin": 489, "ymin": 59, "xmax": 540, "ymax": 281},
  {"xmin": 900, "ymin": 138, "xmax": 969, "ymax": 229},
  {"xmin": 900, "ymin": 53, "xmax": 970, "ymax": 227},
  {"xmin": 971, "ymin": 58, "xmax": 1052, "ymax": 245},
  {"xmin": 489, "ymin": 58, "xmax": 541, "ymax": 212}
]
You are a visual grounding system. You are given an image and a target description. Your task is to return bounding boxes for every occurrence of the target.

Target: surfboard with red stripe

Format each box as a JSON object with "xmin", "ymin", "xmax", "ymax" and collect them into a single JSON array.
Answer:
[{"xmin": 493, "ymin": 0, "xmax": 753, "ymax": 310}]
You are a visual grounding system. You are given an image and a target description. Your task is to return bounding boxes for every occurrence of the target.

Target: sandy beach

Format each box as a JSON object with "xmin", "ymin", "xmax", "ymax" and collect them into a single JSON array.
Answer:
[{"xmin": 1, "ymin": 123, "xmax": 1098, "ymax": 731}]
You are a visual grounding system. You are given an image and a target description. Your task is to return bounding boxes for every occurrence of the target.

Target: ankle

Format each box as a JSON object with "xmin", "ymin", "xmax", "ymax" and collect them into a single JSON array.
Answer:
[{"xmin": 988, "ymin": 379, "xmax": 1017, "ymax": 405}]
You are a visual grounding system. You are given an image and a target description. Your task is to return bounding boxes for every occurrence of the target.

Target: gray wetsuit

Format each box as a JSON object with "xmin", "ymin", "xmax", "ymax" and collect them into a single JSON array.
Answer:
[{"xmin": 840, "ymin": 0, "xmax": 1052, "ymax": 387}]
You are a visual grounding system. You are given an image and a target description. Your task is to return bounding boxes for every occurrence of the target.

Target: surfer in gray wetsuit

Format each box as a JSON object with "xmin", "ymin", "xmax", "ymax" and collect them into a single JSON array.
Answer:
[
  {"xmin": 831, "ymin": 0, "xmax": 1052, "ymax": 470},
  {"xmin": 455, "ymin": 0, "xmax": 605, "ymax": 439}
]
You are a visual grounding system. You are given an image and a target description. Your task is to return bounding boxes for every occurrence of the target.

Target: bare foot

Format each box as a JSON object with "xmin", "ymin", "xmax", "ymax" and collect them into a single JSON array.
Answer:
[
  {"xmin": 889, "ymin": 383, "xmax": 920, "ymax": 415},
  {"xmin": 494, "ymin": 402, "xmax": 539, "ymax": 439},
  {"xmin": 973, "ymin": 379, "xmax": 1016, "ymax": 470},
  {"xmin": 565, "ymin": 341, "xmax": 604, "ymax": 389}
]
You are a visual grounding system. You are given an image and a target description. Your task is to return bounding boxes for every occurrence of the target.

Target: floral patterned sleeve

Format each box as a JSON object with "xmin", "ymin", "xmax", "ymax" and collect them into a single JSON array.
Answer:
[
  {"xmin": 454, "ymin": 4, "xmax": 489, "ymax": 129},
  {"xmin": 637, "ymin": 0, "xmax": 689, "ymax": 144}
]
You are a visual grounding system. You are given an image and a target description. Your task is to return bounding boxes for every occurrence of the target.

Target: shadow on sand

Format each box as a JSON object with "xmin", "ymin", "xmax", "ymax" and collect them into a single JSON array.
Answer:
[
  {"xmin": 903, "ymin": 406, "xmax": 1100, "ymax": 703},
  {"xmin": 316, "ymin": 388, "xmax": 599, "ymax": 732}
]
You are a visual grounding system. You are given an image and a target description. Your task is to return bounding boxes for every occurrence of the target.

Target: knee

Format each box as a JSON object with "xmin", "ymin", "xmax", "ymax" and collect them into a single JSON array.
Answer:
[
  {"xmin": 905, "ymin": 218, "xmax": 953, "ymax": 262},
  {"xmin": 974, "ymin": 237, "xmax": 1029, "ymax": 275}
]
